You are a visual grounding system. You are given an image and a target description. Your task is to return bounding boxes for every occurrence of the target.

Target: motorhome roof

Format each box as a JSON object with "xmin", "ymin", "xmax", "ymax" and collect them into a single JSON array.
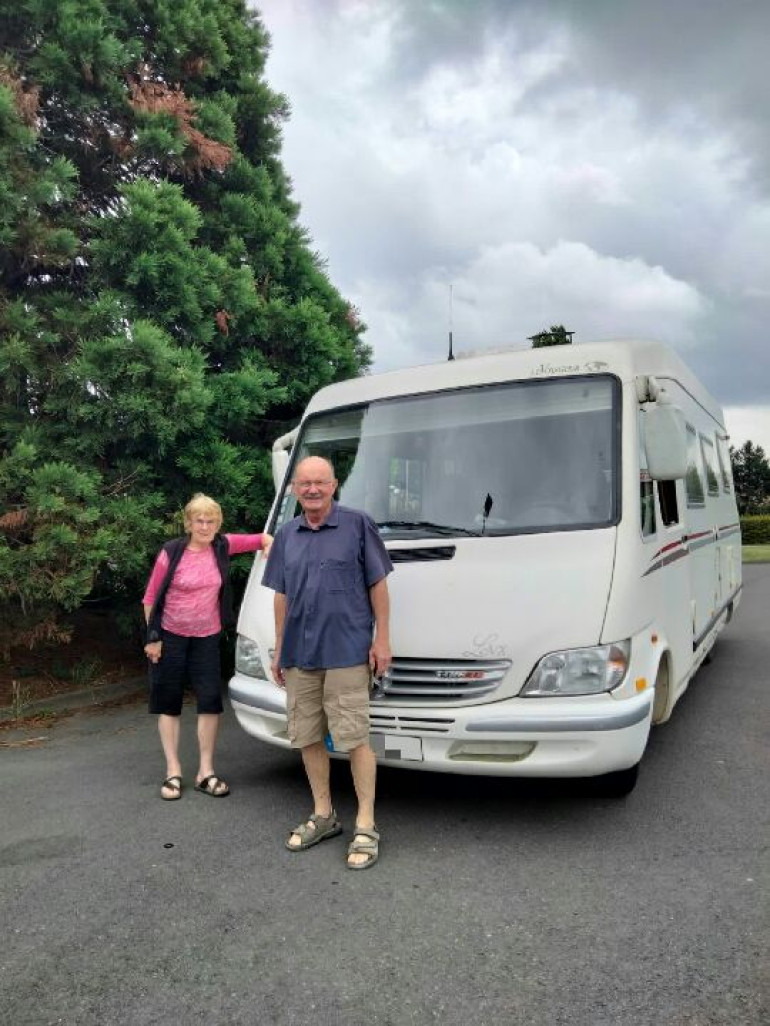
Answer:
[{"xmin": 305, "ymin": 339, "xmax": 725, "ymax": 428}]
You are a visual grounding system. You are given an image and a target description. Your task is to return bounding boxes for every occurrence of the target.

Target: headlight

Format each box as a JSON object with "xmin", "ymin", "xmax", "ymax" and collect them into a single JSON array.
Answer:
[
  {"xmin": 235, "ymin": 635, "xmax": 269, "ymax": 680},
  {"xmin": 522, "ymin": 640, "xmax": 630, "ymax": 697}
]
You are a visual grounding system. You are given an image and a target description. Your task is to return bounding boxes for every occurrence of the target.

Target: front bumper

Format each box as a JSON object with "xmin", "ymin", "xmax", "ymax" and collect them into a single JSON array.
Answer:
[{"xmin": 228, "ymin": 672, "xmax": 653, "ymax": 778}]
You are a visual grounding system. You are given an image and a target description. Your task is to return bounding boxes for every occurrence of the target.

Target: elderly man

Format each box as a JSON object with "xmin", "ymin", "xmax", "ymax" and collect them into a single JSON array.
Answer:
[{"xmin": 262, "ymin": 456, "xmax": 393, "ymax": 870}]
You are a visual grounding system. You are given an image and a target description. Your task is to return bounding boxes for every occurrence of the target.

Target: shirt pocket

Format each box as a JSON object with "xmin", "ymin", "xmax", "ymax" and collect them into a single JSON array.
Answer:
[{"xmin": 321, "ymin": 559, "xmax": 356, "ymax": 593}]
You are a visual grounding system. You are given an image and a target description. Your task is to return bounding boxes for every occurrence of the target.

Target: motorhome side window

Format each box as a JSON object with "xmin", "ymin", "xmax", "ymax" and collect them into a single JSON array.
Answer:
[
  {"xmin": 700, "ymin": 435, "xmax": 719, "ymax": 496},
  {"xmin": 277, "ymin": 376, "xmax": 619, "ymax": 537},
  {"xmin": 684, "ymin": 424, "xmax": 705, "ymax": 507},
  {"xmin": 638, "ymin": 411, "xmax": 656, "ymax": 537},
  {"xmin": 657, "ymin": 479, "xmax": 680, "ymax": 527},
  {"xmin": 715, "ymin": 435, "xmax": 732, "ymax": 492}
]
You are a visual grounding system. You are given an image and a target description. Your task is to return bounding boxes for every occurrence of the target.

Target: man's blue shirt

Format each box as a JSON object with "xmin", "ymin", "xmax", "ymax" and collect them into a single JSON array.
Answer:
[{"xmin": 262, "ymin": 502, "xmax": 393, "ymax": 670}]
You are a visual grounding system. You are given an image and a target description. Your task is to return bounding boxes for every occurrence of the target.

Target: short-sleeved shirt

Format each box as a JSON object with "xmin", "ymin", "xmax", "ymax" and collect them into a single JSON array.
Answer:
[{"xmin": 262, "ymin": 503, "xmax": 393, "ymax": 669}]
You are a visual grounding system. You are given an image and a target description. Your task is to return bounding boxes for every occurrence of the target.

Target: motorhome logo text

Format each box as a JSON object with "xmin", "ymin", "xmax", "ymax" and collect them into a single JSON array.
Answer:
[{"xmin": 530, "ymin": 360, "xmax": 610, "ymax": 376}]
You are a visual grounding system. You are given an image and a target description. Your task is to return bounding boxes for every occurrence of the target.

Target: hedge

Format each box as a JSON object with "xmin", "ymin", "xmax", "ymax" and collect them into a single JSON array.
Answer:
[{"xmin": 740, "ymin": 515, "xmax": 770, "ymax": 545}]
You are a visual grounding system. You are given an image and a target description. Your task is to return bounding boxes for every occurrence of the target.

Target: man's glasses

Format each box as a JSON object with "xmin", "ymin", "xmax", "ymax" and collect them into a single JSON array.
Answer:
[{"xmin": 294, "ymin": 480, "xmax": 334, "ymax": 491}]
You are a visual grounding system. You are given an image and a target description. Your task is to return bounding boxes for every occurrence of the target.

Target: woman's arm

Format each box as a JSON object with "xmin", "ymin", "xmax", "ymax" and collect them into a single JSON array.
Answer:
[
  {"xmin": 143, "ymin": 602, "xmax": 162, "ymax": 663},
  {"xmin": 142, "ymin": 552, "xmax": 169, "ymax": 663},
  {"xmin": 225, "ymin": 533, "xmax": 273, "ymax": 556}
]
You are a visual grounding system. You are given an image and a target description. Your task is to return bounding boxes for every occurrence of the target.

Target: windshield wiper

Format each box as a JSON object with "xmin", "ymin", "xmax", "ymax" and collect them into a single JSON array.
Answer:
[{"xmin": 376, "ymin": 520, "xmax": 481, "ymax": 537}]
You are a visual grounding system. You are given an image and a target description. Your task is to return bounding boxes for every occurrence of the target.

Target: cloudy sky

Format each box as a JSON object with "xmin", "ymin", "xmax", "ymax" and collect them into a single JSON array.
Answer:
[{"xmin": 253, "ymin": 0, "xmax": 770, "ymax": 452}]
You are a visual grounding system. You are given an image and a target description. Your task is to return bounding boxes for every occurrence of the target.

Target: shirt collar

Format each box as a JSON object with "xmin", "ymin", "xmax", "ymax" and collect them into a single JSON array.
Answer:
[{"xmin": 297, "ymin": 500, "xmax": 339, "ymax": 532}]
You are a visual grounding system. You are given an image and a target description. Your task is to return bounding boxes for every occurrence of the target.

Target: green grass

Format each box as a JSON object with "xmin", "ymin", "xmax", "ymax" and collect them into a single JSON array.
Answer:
[{"xmin": 743, "ymin": 544, "xmax": 770, "ymax": 563}]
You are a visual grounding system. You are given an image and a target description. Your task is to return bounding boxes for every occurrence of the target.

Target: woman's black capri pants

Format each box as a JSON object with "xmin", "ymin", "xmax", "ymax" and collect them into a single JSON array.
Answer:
[{"xmin": 148, "ymin": 630, "xmax": 223, "ymax": 716}]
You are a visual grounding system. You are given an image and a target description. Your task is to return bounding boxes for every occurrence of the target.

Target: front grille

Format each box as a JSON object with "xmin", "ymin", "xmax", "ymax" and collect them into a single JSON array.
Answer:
[
  {"xmin": 370, "ymin": 711, "xmax": 455, "ymax": 734},
  {"xmin": 388, "ymin": 546, "xmax": 456, "ymax": 563},
  {"xmin": 372, "ymin": 657, "xmax": 511, "ymax": 702}
]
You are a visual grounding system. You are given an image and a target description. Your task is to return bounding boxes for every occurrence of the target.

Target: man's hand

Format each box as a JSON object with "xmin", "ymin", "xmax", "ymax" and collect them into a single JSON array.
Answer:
[
  {"xmin": 271, "ymin": 652, "xmax": 285, "ymax": 688},
  {"xmin": 368, "ymin": 578, "xmax": 391, "ymax": 678},
  {"xmin": 144, "ymin": 641, "xmax": 162, "ymax": 664},
  {"xmin": 369, "ymin": 636, "xmax": 392, "ymax": 679}
]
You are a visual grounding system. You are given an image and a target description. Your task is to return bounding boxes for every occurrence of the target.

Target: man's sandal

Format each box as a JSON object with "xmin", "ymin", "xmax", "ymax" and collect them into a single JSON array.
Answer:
[
  {"xmin": 160, "ymin": 775, "xmax": 182, "ymax": 801},
  {"xmin": 285, "ymin": 810, "xmax": 342, "ymax": 851},
  {"xmin": 346, "ymin": 826, "xmax": 380, "ymax": 870},
  {"xmin": 194, "ymin": 774, "xmax": 230, "ymax": 797}
]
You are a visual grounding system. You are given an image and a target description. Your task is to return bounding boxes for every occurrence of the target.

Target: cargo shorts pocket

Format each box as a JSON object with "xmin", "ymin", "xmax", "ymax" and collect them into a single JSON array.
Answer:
[
  {"xmin": 286, "ymin": 686, "xmax": 327, "ymax": 748},
  {"xmin": 329, "ymin": 688, "xmax": 370, "ymax": 752}
]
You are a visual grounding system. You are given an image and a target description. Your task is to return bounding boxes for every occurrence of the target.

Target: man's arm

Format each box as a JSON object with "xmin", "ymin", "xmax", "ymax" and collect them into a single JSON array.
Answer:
[
  {"xmin": 368, "ymin": 577, "xmax": 392, "ymax": 677},
  {"xmin": 271, "ymin": 592, "xmax": 287, "ymax": 687}
]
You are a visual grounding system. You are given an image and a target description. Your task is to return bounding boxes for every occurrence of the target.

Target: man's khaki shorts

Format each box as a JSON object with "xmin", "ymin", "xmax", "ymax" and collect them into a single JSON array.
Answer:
[{"xmin": 284, "ymin": 665, "xmax": 371, "ymax": 753}]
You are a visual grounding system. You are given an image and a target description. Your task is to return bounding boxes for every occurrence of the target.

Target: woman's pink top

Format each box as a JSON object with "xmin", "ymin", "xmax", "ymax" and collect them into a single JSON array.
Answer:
[{"xmin": 142, "ymin": 534, "xmax": 266, "ymax": 638}]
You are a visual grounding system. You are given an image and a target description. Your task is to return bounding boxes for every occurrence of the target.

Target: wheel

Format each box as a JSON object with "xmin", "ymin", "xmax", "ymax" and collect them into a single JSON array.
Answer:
[{"xmin": 594, "ymin": 763, "xmax": 639, "ymax": 798}]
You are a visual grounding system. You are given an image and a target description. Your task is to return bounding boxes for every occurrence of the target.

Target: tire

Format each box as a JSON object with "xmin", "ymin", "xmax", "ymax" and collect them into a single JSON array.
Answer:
[{"xmin": 594, "ymin": 763, "xmax": 639, "ymax": 798}]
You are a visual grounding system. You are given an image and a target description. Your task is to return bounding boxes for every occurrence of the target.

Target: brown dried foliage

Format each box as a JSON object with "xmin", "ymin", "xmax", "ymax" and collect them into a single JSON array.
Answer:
[
  {"xmin": 0, "ymin": 65, "xmax": 40, "ymax": 127},
  {"xmin": 345, "ymin": 304, "xmax": 363, "ymax": 330},
  {"xmin": 127, "ymin": 74, "xmax": 232, "ymax": 175},
  {"xmin": 1, "ymin": 617, "xmax": 72, "ymax": 662},
  {"xmin": 0, "ymin": 509, "xmax": 29, "ymax": 533},
  {"xmin": 215, "ymin": 309, "xmax": 231, "ymax": 336},
  {"xmin": 182, "ymin": 56, "xmax": 208, "ymax": 77}
]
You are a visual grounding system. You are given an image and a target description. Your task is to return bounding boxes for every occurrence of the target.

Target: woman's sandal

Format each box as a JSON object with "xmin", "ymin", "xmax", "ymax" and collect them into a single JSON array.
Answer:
[
  {"xmin": 285, "ymin": 810, "xmax": 342, "ymax": 851},
  {"xmin": 194, "ymin": 774, "xmax": 230, "ymax": 797},
  {"xmin": 346, "ymin": 826, "xmax": 380, "ymax": 870},
  {"xmin": 160, "ymin": 775, "xmax": 182, "ymax": 801}
]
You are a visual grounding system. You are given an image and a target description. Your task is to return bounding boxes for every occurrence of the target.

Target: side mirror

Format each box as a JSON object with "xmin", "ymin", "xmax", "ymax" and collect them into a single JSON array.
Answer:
[
  {"xmin": 272, "ymin": 449, "xmax": 289, "ymax": 491},
  {"xmin": 643, "ymin": 403, "xmax": 687, "ymax": 480},
  {"xmin": 271, "ymin": 426, "xmax": 299, "ymax": 491}
]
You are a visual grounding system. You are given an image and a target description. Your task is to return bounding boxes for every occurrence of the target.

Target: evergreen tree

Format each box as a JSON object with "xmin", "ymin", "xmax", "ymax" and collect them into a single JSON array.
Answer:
[
  {"xmin": 529, "ymin": 325, "xmax": 574, "ymax": 348},
  {"xmin": 730, "ymin": 441, "xmax": 770, "ymax": 515},
  {"xmin": 0, "ymin": 1, "xmax": 370, "ymax": 652}
]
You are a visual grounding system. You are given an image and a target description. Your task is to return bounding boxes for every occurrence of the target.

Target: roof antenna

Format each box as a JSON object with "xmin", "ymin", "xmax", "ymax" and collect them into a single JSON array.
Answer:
[
  {"xmin": 448, "ymin": 283, "xmax": 455, "ymax": 361},
  {"xmin": 481, "ymin": 492, "xmax": 493, "ymax": 535}
]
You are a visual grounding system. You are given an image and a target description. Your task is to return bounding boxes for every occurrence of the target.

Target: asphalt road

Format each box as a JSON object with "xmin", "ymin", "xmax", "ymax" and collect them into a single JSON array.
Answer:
[{"xmin": 2, "ymin": 566, "xmax": 768, "ymax": 1026}]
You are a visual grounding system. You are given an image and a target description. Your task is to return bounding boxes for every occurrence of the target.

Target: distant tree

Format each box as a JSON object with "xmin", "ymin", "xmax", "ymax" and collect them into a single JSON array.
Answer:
[
  {"xmin": 529, "ymin": 324, "xmax": 574, "ymax": 348},
  {"xmin": 730, "ymin": 441, "xmax": 770, "ymax": 515},
  {"xmin": 0, "ymin": 0, "xmax": 370, "ymax": 654}
]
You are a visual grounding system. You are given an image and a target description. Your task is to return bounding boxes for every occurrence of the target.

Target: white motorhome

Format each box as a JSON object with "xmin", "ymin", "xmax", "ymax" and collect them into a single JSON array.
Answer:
[{"xmin": 229, "ymin": 340, "xmax": 741, "ymax": 795}]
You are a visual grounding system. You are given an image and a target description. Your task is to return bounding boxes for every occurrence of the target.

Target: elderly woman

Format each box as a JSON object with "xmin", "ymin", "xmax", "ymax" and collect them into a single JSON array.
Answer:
[{"xmin": 142, "ymin": 494, "xmax": 272, "ymax": 800}]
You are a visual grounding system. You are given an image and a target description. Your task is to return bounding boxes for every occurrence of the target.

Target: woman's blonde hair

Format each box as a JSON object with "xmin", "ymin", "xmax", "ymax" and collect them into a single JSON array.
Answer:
[{"xmin": 183, "ymin": 493, "xmax": 223, "ymax": 532}]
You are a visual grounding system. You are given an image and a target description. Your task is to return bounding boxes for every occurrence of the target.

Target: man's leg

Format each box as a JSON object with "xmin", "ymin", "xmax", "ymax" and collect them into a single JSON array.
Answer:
[
  {"xmin": 285, "ymin": 668, "xmax": 337, "ymax": 848},
  {"xmin": 302, "ymin": 740, "xmax": 333, "ymax": 815},
  {"xmin": 348, "ymin": 742, "xmax": 377, "ymax": 866},
  {"xmin": 286, "ymin": 741, "xmax": 334, "ymax": 848},
  {"xmin": 324, "ymin": 664, "xmax": 378, "ymax": 868}
]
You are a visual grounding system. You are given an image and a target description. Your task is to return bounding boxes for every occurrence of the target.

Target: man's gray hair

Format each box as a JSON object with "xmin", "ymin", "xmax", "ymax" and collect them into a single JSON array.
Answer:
[{"xmin": 292, "ymin": 455, "xmax": 336, "ymax": 480}]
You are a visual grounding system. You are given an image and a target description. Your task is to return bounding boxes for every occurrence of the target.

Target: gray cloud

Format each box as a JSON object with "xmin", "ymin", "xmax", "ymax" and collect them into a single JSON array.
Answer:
[{"xmin": 253, "ymin": 0, "xmax": 770, "ymax": 447}]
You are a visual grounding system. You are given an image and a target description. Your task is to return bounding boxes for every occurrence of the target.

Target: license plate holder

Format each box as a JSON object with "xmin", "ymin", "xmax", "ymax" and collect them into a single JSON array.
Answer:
[{"xmin": 369, "ymin": 732, "xmax": 423, "ymax": 762}]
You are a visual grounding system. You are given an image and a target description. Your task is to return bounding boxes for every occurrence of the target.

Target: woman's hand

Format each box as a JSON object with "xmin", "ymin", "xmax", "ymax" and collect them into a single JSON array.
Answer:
[
  {"xmin": 261, "ymin": 533, "xmax": 274, "ymax": 557},
  {"xmin": 144, "ymin": 641, "xmax": 162, "ymax": 664}
]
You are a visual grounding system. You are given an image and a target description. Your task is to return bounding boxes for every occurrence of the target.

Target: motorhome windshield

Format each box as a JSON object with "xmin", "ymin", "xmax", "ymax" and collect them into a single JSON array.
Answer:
[{"xmin": 274, "ymin": 375, "xmax": 619, "ymax": 537}]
